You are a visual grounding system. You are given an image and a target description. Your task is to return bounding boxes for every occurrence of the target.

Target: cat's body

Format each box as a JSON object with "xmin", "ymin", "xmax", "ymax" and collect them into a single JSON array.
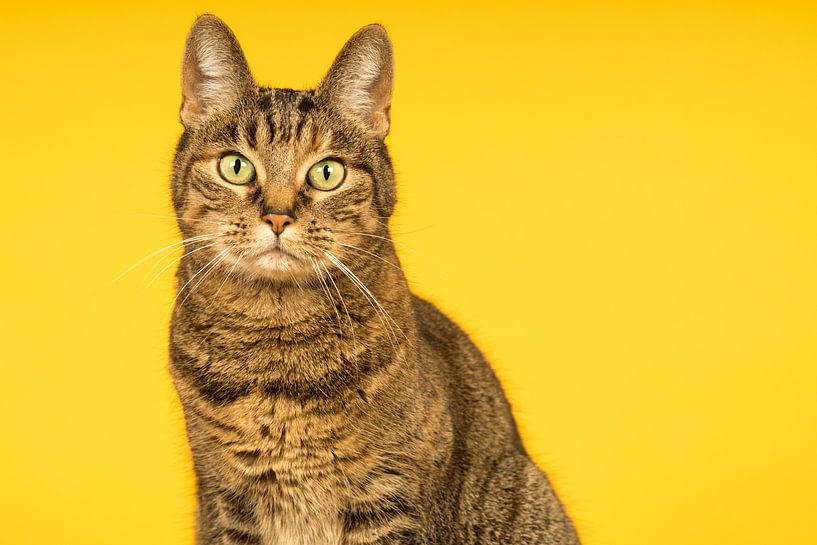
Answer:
[{"xmin": 169, "ymin": 15, "xmax": 580, "ymax": 545}]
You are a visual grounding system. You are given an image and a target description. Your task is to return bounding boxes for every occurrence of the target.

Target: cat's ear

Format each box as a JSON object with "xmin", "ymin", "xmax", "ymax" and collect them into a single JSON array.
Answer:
[
  {"xmin": 317, "ymin": 24, "xmax": 394, "ymax": 139},
  {"xmin": 180, "ymin": 15, "xmax": 256, "ymax": 129}
]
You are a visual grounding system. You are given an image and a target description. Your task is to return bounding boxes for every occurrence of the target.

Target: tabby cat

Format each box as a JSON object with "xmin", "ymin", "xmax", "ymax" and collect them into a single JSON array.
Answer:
[{"xmin": 169, "ymin": 14, "xmax": 580, "ymax": 545}]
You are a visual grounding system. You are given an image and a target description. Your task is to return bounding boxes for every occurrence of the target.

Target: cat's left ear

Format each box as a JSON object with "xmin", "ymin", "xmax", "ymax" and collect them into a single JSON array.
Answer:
[
  {"xmin": 180, "ymin": 14, "xmax": 256, "ymax": 129},
  {"xmin": 317, "ymin": 24, "xmax": 394, "ymax": 139}
]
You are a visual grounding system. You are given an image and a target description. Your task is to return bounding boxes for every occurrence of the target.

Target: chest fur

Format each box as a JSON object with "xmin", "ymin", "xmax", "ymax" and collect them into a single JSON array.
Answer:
[{"xmin": 190, "ymin": 390, "xmax": 360, "ymax": 545}]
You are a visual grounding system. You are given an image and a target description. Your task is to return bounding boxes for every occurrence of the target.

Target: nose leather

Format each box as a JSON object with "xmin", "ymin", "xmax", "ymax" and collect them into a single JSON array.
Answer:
[{"xmin": 262, "ymin": 212, "xmax": 295, "ymax": 235}]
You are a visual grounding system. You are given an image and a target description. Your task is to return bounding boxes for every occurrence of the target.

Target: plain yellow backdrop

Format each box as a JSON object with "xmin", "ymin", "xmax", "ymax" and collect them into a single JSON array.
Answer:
[{"xmin": 1, "ymin": 1, "xmax": 815, "ymax": 544}]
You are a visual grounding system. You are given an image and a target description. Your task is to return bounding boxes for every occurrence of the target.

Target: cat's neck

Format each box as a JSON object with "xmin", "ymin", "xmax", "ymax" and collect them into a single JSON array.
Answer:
[{"xmin": 170, "ymin": 249, "xmax": 417, "ymax": 403}]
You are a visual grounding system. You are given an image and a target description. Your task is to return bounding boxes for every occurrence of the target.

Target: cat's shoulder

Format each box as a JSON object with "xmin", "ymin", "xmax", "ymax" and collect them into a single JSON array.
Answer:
[
  {"xmin": 411, "ymin": 294, "xmax": 466, "ymax": 340},
  {"xmin": 410, "ymin": 294, "xmax": 483, "ymax": 362}
]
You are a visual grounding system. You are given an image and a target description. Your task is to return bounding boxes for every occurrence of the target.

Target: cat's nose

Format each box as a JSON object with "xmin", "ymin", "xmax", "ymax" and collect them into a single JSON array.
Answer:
[{"xmin": 262, "ymin": 212, "xmax": 295, "ymax": 236}]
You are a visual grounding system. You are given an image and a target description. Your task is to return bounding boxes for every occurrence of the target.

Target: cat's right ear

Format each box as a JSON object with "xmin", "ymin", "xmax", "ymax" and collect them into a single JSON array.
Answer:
[
  {"xmin": 180, "ymin": 15, "xmax": 255, "ymax": 129},
  {"xmin": 317, "ymin": 25, "xmax": 394, "ymax": 139}
]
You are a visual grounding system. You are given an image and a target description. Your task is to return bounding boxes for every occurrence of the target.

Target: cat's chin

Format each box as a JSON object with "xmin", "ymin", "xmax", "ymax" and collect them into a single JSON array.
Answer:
[
  {"xmin": 254, "ymin": 248, "xmax": 298, "ymax": 268},
  {"xmin": 241, "ymin": 248, "xmax": 310, "ymax": 281}
]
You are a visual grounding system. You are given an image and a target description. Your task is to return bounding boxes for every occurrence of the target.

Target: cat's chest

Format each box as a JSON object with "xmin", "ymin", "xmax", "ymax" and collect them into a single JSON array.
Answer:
[{"xmin": 204, "ymin": 391, "xmax": 351, "ymax": 545}]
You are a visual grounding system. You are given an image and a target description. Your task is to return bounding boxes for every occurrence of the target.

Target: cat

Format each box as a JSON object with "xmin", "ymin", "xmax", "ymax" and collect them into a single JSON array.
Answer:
[{"xmin": 169, "ymin": 14, "xmax": 581, "ymax": 545}]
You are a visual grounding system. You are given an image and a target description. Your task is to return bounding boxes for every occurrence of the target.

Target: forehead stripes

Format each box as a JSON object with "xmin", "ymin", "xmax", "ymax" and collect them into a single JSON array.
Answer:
[{"xmin": 248, "ymin": 87, "xmax": 318, "ymax": 148}]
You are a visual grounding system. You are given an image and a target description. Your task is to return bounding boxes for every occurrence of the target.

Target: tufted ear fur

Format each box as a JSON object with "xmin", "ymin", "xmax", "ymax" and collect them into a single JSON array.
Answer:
[
  {"xmin": 317, "ymin": 24, "xmax": 394, "ymax": 139},
  {"xmin": 180, "ymin": 15, "xmax": 255, "ymax": 129}
]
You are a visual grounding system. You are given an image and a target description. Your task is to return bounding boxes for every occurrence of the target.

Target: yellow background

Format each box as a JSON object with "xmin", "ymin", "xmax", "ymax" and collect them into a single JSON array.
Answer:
[{"xmin": 1, "ymin": 1, "xmax": 815, "ymax": 544}]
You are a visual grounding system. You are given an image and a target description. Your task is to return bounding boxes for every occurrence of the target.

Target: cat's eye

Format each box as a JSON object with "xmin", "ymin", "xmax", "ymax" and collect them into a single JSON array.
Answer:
[
  {"xmin": 307, "ymin": 159, "xmax": 346, "ymax": 191},
  {"xmin": 218, "ymin": 153, "xmax": 256, "ymax": 185}
]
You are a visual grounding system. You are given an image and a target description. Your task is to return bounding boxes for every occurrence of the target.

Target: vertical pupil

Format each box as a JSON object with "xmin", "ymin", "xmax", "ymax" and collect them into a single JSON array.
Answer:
[
  {"xmin": 233, "ymin": 159, "xmax": 242, "ymax": 175},
  {"xmin": 322, "ymin": 164, "xmax": 330, "ymax": 180}
]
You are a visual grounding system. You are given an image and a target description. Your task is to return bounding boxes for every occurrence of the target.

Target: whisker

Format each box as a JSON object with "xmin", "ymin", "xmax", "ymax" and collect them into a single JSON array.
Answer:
[
  {"xmin": 174, "ymin": 247, "xmax": 232, "ymax": 308},
  {"xmin": 330, "ymin": 230, "xmax": 421, "ymax": 254},
  {"xmin": 321, "ymin": 250, "xmax": 408, "ymax": 354},
  {"xmin": 209, "ymin": 251, "xmax": 244, "ymax": 305},
  {"xmin": 334, "ymin": 252, "xmax": 408, "ymax": 343},
  {"xmin": 320, "ymin": 259, "xmax": 357, "ymax": 351},
  {"xmin": 286, "ymin": 268, "xmax": 304, "ymax": 291},
  {"xmin": 110, "ymin": 233, "xmax": 225, "ymax": 285},
  {"xmin": 184, "ymin": 248, "xmax": 234, "ymax": 307},
  {"xmin": 323, "ymin": 251, "xmax": 398, "ymax": 354},
  {"xmin": 367, "ymin": 217, "xmax": 434, "ymax": 236},
  {"xmin": 335, "ymin": 242, "xmax": 401, "ymax": 271},
  {"xmin": 311, "ymin": 257, "xmax": 344, "ymax": 339},
  {"xmin": 331, "ymin": 229, "xmax": 443, "ymax": 269},
  {"xmin": 138, "ymin": 213, "xmax": 224, "ymax": 225},
  {"xmin": 145, "ymin": 233, "xmax": 228, "ymax": 277},
  {"xmin": 197, "ymin": 252, "xmax": 245, "ymax": 348},
  {"xmin": 140, "ymin": 239, "xmax": 226, "ymax": 297}
]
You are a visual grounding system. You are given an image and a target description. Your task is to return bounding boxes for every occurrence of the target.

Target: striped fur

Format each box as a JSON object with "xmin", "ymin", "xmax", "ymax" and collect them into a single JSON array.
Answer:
[{"xmin": 169, "ymin": 15, "xmax": 580, "ymax": 545}]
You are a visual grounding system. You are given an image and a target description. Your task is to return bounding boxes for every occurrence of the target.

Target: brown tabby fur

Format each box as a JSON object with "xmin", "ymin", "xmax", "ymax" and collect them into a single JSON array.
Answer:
[{"xmin": 169, "ymin": 14, "xmax": 580, "ymax": 545}]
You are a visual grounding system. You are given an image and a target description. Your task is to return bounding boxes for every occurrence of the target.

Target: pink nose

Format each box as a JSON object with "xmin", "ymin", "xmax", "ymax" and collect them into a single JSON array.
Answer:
[{"xmin": 262, "ymin": 213, "xmax": 294, "ymax": 235}]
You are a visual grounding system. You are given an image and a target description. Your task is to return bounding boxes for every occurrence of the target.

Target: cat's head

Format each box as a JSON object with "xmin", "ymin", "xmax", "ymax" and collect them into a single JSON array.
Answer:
[{"xmin": 171, "ymin": 15, "xmax": 395, "ymax": 283}]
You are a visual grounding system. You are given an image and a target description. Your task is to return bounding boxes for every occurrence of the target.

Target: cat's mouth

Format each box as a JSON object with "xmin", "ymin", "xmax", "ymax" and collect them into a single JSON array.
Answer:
[
  {"xmin": 246, "ymin": 236, "xmax": 298, "ymax": 259},
  {"xmin": 247, "ymin": 243, "xmax": 305, "ymax": 273},
  {"xmin": 262, "ymin": 247, "xmax": 292, "ymax": 257},
  {"xmin": 257, "ymin": 245, "xmax": 299, "ymax": 261}
]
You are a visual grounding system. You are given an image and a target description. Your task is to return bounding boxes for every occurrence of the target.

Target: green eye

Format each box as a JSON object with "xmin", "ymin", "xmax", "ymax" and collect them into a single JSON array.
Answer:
[
  {"xmin": 307, "ymin": 159, "xmax": 346, "ymax": 191},
  {"xmin": 218, "ymin": 154, "xmax": 255, "ymax": 185}
]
